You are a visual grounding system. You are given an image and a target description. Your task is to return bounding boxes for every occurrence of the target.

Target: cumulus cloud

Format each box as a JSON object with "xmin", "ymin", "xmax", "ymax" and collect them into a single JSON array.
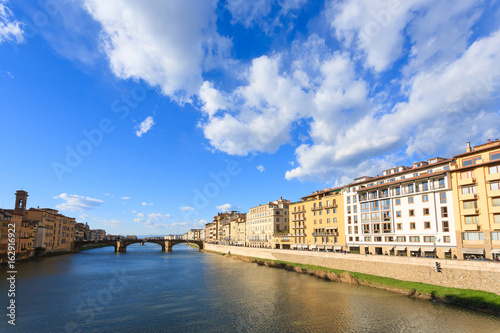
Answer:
[
  {"xmin": 53, "ymin": 193, "xmax": 104, "ymax": 211},
  {"xmin": 135, "ymin": 116, "xmax": 155, "ymax": 137},
  {"xmin": 83, "ymin": 0, "xmax": 231, "ymax": 102},
  {"xmin": 0, "ymin": 0, "xmax": 23, "ymax": 44},
  {"xmin": 142, "ymin": 202, "xmax": 154, "ymax": 206},
  {"xmin": 122, "ymin": 196, "xmax": 130, "ymax": 200},
  {"xmin": 180, "ymin": 206, "xmax": 195, "ymax": 211},
  {"xmin": 257, "ymin": 165, "xmax": 265, "ymax": 172},
  {"xmin": 216, "ymin": 203, "xmax": 237, "ymax": 211},
  {"xmin": 100, "ymin": 219, "xmax": 123, "ymax": 227}
]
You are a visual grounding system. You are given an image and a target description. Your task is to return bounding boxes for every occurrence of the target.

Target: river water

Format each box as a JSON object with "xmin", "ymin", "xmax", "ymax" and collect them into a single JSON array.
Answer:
[{"xmin": 1, "ymin": 243, "xmax": 499, "ymax": 332}]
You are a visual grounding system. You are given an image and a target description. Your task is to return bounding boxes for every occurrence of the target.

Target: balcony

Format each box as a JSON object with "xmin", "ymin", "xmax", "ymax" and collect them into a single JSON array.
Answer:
[
  {"xmin": 458, "ymin": 177, "xmax": 476, "ymax": 186},
  {"xmin": 487, "ymin": 189, "xmax": 500, "ymax": 198},
  {"xmin": 463, "ymin": 223, "xmax": 479, "ymax": 231},
  {"xmin": 292, "ymin": 225, "xmax": 305, "ymax": 229},
  {"xmin": 459, "ymin": 193, "xmax": 477, "ymax": 201},
  {"xmin": 461, "ymin": 208, "xmax": 479, "ymax": 215},
  {"xmin": 311, "ymin": 232, "xmax": 338, "ymax": 237},
  {"xmin": 486, "ymin": 172, "xmax": 500, "ymax": 182},
  {"xmin": 311, "ymin": 206, "xmax": 323, "ymax": 211},
  {"xmin": 324, "ymin": 203, "xmax": 338, "ymax": 209},
  {"xmin": 492, "ymin": 223, "xmax": 500, "ymax": 230},
  {"xmin": 491, "ymin": 206, "xmax": 500, "ymax": 214}
]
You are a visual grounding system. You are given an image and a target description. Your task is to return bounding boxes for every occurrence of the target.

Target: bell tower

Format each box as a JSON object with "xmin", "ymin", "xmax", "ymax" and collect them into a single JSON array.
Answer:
[{"xmin": 15, "ymin": 190, "xmax": 28, "ymax": 216}]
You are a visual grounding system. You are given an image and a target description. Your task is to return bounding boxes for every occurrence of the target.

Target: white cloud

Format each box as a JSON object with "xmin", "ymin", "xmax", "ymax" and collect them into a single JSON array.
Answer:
[
  {"xmin": 131, "ymin": 210, "xmax": 137, "ymax": 213},
  {"xmin": 0, "ymin": 0, "xmax": 23, "ymax": 44},
  {"xmin": 136, "ymin": 213, "xmax": 144, "ymax": 217},
  {"xmin": 53, "ymin": 193, "xmax": 104, "ymax": 212},
  {"xmin": 122, "ymin": 196, "xmax": 130, "ymax": 200},
  {"xmin": 147, "ymin": 213, "xmax": 171, "ymax": 221},
  {"xmin": 256, "ymin": 165, "xmax": 265, "ymax": 172},
  {"xmin": 180, "ymin": 206, "xmax": 195, "ymax": 211},
  {"xmin": 226, "ymin": 0, "xmax": 307, "ymax": 33},
  {"xmin": 83, "ymin": 0, "xmax": 231, "ymax": 102},
  {"xmin": 100, "ymin": 219, "xmax": 123, "ymax": 227},
  {"xmin": 133, "ymin": 218, "xmax": 144, "ymax": 223},
  {"xmin": 216, "ymin": 203, "xmax": 236, "ymax": 211},
  {"xmin": 135, "ymin": 116, "xmax": 155, "ymax": 137},
  {"xmin": 142, "ymin": 202, "xmax": 154, "ymax": 206},
  {"xmin": 201, "ymin": 55, "xmax": 314, "ymax": 155}
]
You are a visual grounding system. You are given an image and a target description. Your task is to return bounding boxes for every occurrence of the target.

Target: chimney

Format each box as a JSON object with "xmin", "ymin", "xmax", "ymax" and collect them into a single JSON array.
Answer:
[{"xmin": 466, "ymin": 142, "xmax": 472, "ymax": 152}]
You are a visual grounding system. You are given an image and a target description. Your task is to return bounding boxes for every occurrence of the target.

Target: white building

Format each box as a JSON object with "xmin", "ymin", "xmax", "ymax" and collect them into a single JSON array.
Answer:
[
  {"xmin": 246, "ymin": 197, "xmax": 289, "ymax": 248},
  {"xmin": 343, "ymin": 157, "xmax": 457, "ymax": 258}
]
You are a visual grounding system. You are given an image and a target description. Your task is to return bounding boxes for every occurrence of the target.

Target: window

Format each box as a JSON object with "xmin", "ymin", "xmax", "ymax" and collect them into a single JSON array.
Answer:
[
  {"xmin": 463, "ymin": 155, "xmax": 481, "ymax": 166},
  {"xmin": 410, "ymin": 222, "xmax": 416, "ymax": 230},
  {"xmin": 408, "ymin": 197, "xmax": 414, "ymax": 204},
  {"xmin": 422, "ymin": 194, "xmax": 428, "ymax": 202},
  {"xmin": 422, "ymin": 181, "xmax": 429, "ymax": 191},
  {"xmin": 314, "ymin": 211, "xmax": 317, "ymax": 216},
  {"xmin": 396, "ymin": 211, "xmax": 402, "ymax": 218},
  {"xmin": 423, "ymin": 208, "xmax": 430, "ymax": 215},
  {"xmin": 442, "ymin": 221, "xmax": 449, "ymax": 232},
  {"xmin": 424, "ymin": 236, "xmax": 435, "ymax": 242},
  {"xmin": 363, "ymin": 224, "xmax": 370, "ymax": 233},
  {"xmin": 319, "ymin": 219, "xmax": 322, "ymax": 224},
  {"xmin": 410, "ymin": 236, "xmax": 420, "ymax": 242},
  {"xmin": 396, "ymin": 236, "xmax": 406, "ymax": 242},
  {"xmin": 370, "ymin": 201, "xmax": 379, "ymax": 211},
  {"xmin": 463, "ymin": 200, "xmax": 478, "ymax": 209},
  {"xmin": 462, "ymin": 232, "xmax": 483, "ymax": 241},
  {"xmin": 491, "ymin": 182, "xmax": 500, "ymax": 191},
  {"xmin": 354, "ymin": 226, "xmax": 358, "ymax": 233},
  {"xmin": 364, "ymin": 236, "xmax": 371, "ymax": 241},
  {"xmin": 490, "ymin": 165, "xmax": 500, "ymax": 174},
  {"xmin": 314, "ymin": 219, "xmax": 317, "ymax": 225},
  {"xmin": 409, "ymin": 209, "xmax": 415, "ymax": 216},
  {"xmin": 461, "ymin": 170, "xmax": 474, "ymax": 179},
  {"xmin": 361, "ymin": 203, "xmax": 369, "ymax": 212},
  {"xmin": 348, "ymin": 226, "xmax": 352, "ymax": 234},
  {"xmin": 490, "ymin": 152, "xmax": 500, "ymax": 161},
  {"xmin": 326, "ymin": 209, "xmax": 330, "ymax": 214},
  {"xmin": 396, "ymin": 198, "xmax": 401, "ymax": 205},
  {"xmin": 440, "ymin": 193, "xmax": 447, "ymax": 204},
  {"xmin": 464, "ymin": 216, "xmax": 479, "ymax": 224},
  {"xmin": 493, "ymin": 198, "xmax": 500, "ymax": 207},
  {"xmin": 347, "ymin": 197, "xmax": 351, "ymax": 204},
  {"xmin": 495, "ymin": 214, "xmax": 500, "ymax": 223},
  {"xmin": 333, "ymin": 218, "xmax": 337, "ymax": 223},
  {"xmin": 354, "ymin": 216, "xmax": 358, "ymax": 223},
  {"xmin": 444, "ymin": 236, "xmax": 450, "ymax": 243},
  {"xmin": 441, "ymin": 207, "xmax": 448, "ymax": 218},
  {"xmin": 374, "ymin": 237, "xmax": 382, "ymax": 242},
  {"xmin": 424, "ymin": 222, "xmax": 431, "ymax": 229},
  {"xmin": 353, "ymin": 196, "xmax": 357, "ymax": 203},
  {"xmin": 397, "ymin": 223, "xmax": 402, "ymax": 230},
  {"xmin": 353, "ymin": 206, "xmax": 358, "ymax": 213},
  {"xmin": 492, "ymin": 232, "xmax": 500, "ymax": 241},
  {"xmin": 461, "ymin": 186, "xmax": 476, "ymax": 195}
]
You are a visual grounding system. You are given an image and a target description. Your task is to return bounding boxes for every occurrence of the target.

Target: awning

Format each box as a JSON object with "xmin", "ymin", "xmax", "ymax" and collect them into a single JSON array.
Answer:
[
  {"xmin": 303, "ymin": 245, "xmax": 309, "ymax": 249},
  {"xmin": 408, "ymin": 246, "xmax": 421, "ymax": 251},
  {"xmin": 461, "ymin": 248, "xmax": 484, "ymax": 255},
  {"xmin": 310, "ymin": 245, "xmax": 317, "ymax": 249},
  {"xmin": 490, "ymin": 249, "xmax": 500, "ymax": 254},
  {"xmin": 291, "ymin": 244, "xmax": 297, "ymax": 249},
  {"xmin": 439, "ymin": 248, "xmax": 451, "ymax": 252},
  {"xmin": 334, "ymin": 245, "xmax": 343, "ymax": 250},
  {"xmin": 325, "ymin": 227, "xmax": 338, "ymax": 230},
  {"xmin": 395, "ymin": 246, "xmax": 407, "ymax": 251},
  {"xmin": 325, "ymin": 245, "xmax": 334, "ymax": 250},
  {"xmin": 317, "ymin": 245, "xmax": 325, "ymax": 250}
]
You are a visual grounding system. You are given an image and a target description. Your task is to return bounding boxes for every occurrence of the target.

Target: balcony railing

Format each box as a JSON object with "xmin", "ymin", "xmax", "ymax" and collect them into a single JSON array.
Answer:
[
  {"xmin": 311, "ymin": 232, "xmax": 338, "ymax": 237},
  {"xmin": 311, "ymin": 206, "xmax": 323, "ymax": 211}
]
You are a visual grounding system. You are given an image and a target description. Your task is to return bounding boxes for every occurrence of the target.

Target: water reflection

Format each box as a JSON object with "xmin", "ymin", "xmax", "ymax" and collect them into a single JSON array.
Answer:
[{"xmin": 1, "ymin": 243, "xmax": 498, "ymax": 332}]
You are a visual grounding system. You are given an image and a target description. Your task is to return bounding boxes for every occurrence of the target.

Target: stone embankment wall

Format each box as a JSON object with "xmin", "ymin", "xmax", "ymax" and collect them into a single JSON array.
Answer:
[{"xmin": 205, "ymin": 244, "xmax": 500, "ymax": 295}]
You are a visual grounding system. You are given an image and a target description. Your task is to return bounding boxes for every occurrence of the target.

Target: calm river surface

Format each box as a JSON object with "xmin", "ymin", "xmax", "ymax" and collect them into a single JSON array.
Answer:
[{"xmin": 1, "ymin": 243, "xmax": 499, "ymax": 332}]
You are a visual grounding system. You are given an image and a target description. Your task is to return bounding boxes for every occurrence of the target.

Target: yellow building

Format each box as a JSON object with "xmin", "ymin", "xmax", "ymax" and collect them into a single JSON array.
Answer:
[
  {"xmin": 450, "ymin": 140, "xmax": 500, "ymax": 260},
  {"xmin": 289, "ymin": 187, "xmax": 345, "ymax": 251},
  {"xmin": 26, "ymin": 207, "xmax": 75, "ymax": 252},
  {"xmin": 247, "ymin": 198, "xmax": 289, "ymax": 248}
]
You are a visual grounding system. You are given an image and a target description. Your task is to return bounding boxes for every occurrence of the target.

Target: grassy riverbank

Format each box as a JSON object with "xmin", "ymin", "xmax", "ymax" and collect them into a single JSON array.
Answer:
[
  {"xmin": 186, "ymin": 243, "xmax": 200, "ymax": 249},
  {"xmin": 203, "ymin": 249, "xmax": 500, "ymax": 316}
]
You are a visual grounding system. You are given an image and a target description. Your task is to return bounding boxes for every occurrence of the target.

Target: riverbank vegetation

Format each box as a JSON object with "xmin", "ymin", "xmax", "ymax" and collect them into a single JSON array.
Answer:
[
  {"xmin": 78, "ymin": 244, "xmax": 113, "ymax": 251},
  {"xmin": 203, "ymin": 249, "xmax": 500, "ymax": 316}
]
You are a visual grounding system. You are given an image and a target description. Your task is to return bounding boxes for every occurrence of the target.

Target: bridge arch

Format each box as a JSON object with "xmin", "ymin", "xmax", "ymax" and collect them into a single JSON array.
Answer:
[{"xmin": 73, "ymin": 239, "xmax": 204, "ymax": 253}]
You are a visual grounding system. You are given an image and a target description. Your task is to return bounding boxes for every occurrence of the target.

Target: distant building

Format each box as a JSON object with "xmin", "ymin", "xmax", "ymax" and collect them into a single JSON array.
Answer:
[
  {"xmin": 247, "ymin": 198, "xmax": 289, "ymax": 248},
  {"xmin": 126, "ymin": 235, "xmax": 137, "ymax": 240}
]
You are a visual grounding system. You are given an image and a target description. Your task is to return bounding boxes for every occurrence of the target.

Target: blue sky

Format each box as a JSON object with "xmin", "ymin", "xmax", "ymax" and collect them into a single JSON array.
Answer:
[{"xmin": 1, "ymin": 0, "xmax": 499, "ymax": 236}]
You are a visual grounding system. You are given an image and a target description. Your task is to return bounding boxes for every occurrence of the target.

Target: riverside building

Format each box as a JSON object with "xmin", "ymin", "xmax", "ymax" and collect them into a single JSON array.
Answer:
[
  {"xmin": 247, "ymin": 197, "xmax": 289, "ymax": 248},
  {"xmin": 289, "ymin": 188, "xmax": 345, "ymax": 251},
  {"xmin": 450, "ymin": 140, "xmax": 500, "ymax": 259},
  {"xmin": 344, "ymin": 158, "xmax": 456, "ymax": 258}
]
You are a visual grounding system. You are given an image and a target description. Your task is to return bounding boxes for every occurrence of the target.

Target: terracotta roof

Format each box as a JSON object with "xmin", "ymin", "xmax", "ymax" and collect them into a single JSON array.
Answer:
[
  {"xmin": 356, "ymin": 170, "xmax": 447, "ymax": 191},
  {"xmin": 453, "ymin": 141, "xmax": 500, "ymax": 158},
  {"xmin": 301, "ymin": 186, "xmax": 343, "ymax": 200}
]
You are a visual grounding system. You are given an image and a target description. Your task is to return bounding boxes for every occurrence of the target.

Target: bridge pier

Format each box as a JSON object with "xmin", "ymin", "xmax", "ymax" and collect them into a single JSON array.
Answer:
[{"xmin": 116, "ymin": 241, "xmax": 127, "ymax": 253}]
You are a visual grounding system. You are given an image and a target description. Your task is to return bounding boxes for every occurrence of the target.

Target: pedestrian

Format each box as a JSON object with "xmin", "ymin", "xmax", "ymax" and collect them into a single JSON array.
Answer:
[{"xmin": 453, "ymin": 254, "xmax": 457, "ymax": 259}]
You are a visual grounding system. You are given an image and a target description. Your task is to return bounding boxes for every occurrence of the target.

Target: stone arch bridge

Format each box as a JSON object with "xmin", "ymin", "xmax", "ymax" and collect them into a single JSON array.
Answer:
[{"xmin": 73, "ymin": 239, "xmax": 204, "ymax": 253}]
